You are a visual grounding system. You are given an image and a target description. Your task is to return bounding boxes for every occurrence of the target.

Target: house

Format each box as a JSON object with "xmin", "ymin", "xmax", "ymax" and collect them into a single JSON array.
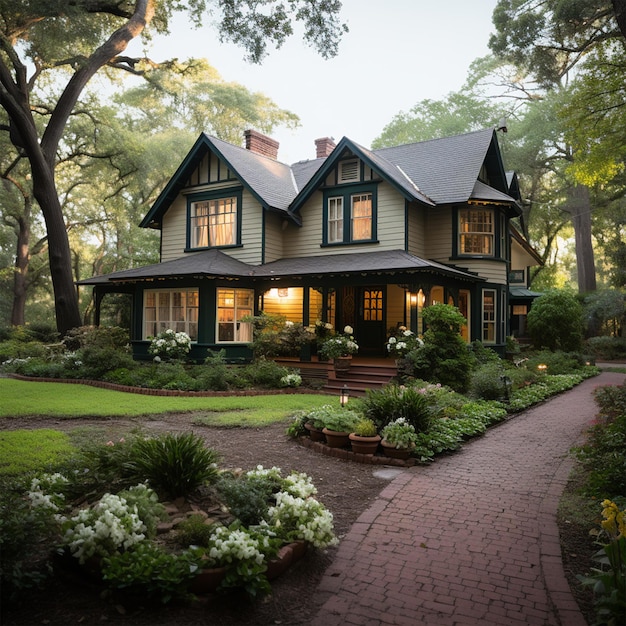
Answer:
[{"xmin": 79, "ymin": 127, "xmax": 541, "ymax": 361}]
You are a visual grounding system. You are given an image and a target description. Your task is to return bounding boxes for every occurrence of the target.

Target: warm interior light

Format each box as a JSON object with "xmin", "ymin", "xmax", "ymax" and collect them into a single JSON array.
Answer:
[
  {"xmin": 340, "ymin": 385, "xmax": 349, "ymax": 407},
  {"xmin": 278, "ymin": 288, "xmax": 289, "ymax": 298},
  {"xmin": 410, "ymin": 293, "xmax": 417, "ymax": 306}
]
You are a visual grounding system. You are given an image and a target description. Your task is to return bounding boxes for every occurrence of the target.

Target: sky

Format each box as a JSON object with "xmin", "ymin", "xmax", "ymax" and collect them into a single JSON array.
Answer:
[{"xmin": 129, "ymin": 0, "xmax": 500, "ymax": 164}]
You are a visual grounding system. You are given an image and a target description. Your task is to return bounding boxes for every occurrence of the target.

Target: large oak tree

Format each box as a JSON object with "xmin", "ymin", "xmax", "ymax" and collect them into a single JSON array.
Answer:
[{"xmin": 0, "ymin": 0, "xmax": 346, "ymax": 334}]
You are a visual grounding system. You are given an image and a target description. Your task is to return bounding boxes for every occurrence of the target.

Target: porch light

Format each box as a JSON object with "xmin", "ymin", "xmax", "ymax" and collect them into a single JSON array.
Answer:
[
  {"xmin": 340, "ymin": 385, "xmax": 350, "ymax": 407},
  {"xmin": 417, "ymin": 289, "xmax": 426, "ymax": 307},
  {"xmin": 410, "ymin": 293, "xmax": 418, "ymax": 306},
  {"xmin": 278, "ymin": 288, "xmax": 289, "ymax": 298}
]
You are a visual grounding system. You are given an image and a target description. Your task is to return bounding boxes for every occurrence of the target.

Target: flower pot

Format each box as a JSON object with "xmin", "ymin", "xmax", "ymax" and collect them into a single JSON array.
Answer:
[
  {"xmin": 266, "ymin": 544, "xmax": 294, "ymax": 581},
  {"xmin": 381, "ymin": 439, "xmax": 413, "ymax": 460},
  {"xmin": 322, "ymin": 427, "xmax": 351, "ymax": 448},
  {"xmin": 333, "ymin": 356, "xmax": 352, "ymax": 373},
  {"xmin": 304, "ymin": 421, "xmax": 325, "ymax": 442},
  {"xmin": 289, "ymin": 540, "xmax": 309, "ymax": 561},
  {"xmin": 349, "ymin": 432, "xmax": 381, "ymax": 455},
  {"xmin": 189, "ymin": 566, "xmax": 229, "ymax": 594}
]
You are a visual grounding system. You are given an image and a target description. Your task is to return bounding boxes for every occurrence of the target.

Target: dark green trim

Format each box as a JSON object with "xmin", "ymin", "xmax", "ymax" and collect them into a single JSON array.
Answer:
[
  {"xmin": 404, "ymin": 199, "xmax": 409, "ymax": 251},
  {"xmin": 453, "ymin": 205, "xmax": 511, "ymax": 261}
]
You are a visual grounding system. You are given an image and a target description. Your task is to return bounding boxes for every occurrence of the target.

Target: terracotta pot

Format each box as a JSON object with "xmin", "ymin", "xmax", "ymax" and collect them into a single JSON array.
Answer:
[
  {"xmin": 381, "ymin": 439, "xmax": 413, "ymax": 460},
  {"xmin": 322, "ymin": 427, "xmax": 351, "ymax": 448},
  {"xmin": 304, "ymin": 421, "xmax": 325, "ymax": 442},
  {"xmin": 349, "ymin": 432, "xmax": 381, "ymax": 455},
  {"xmin": 189, "ymin": 566, "xmax": 229, "ymax": 594},
  {"xmin": 266, "ymin": 544, "xmax": 294, "ymax": 581},
  {"xmin": 333, "ymin": 356, "xmax": 352, "ymax": 373},
  {"xmin": 289, "ymin": 540, "xmax": 309, "ymax": 561}
]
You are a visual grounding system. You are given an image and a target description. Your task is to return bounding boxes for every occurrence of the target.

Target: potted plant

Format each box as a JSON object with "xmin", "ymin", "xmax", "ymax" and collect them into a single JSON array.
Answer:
[
  {"xmin": 380, "ymin": 418, "xmax": 418, "ymax": 459},
  {"xmin": 349, "ymin": 418, "xmax": 381, "ymax": 455},
  {"xmin": 318, "ymin": 406, "xmax": 360, "ymax": 448},
  {"xmin": 320, "ymin": 326, "xmax": 359, "ymax": 373}
]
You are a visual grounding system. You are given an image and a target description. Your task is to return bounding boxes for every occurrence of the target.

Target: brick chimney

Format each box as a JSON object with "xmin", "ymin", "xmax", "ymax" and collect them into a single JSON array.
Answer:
[
  {"xmin": 315, "ymin": 137, "xmax": 336, "ymax": 158},
  {"xmin": 244, "ymin": 129, "xmax": 279, "ymax": 160}
]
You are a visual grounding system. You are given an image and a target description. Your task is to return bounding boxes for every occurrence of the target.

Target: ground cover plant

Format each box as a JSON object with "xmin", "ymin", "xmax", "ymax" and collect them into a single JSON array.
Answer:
[
  {"xmin": 0, "ymin": 430, "xmax": 338, "ymax": 607},
  {"xmin": 0, "ymin": 430, "xmax": 74, "ymax": 476}
]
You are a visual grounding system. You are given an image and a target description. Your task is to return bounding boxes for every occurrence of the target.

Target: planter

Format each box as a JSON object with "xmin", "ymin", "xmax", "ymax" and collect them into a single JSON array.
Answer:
[
  {"xmin": 265, "ymin": 544, "xmax": 294, "ymax": 581},
  {"xmin": 333, "ymin": 356, "xmax": 352, "ymax": 373},
  {"xmin": 304, "ymin": 421, "xmax": 325, "ymax": 442},
  {"xmin": 349, "ymin": 432, "xmax": 381, "ymax": 455},
  {"xmin": 189, "ymin": 566, "xmax": 228, "ymax": 594},
  {"xmin": 381, "ymin": 439, "xmax": 414, "ymax": 460},
  {"xmin": 289, "ymin": 540, "xmax": 309, "ymax": 561},
  {"xmin": 322, "ymin": 427, "xmax": 351, "ymax": 448}
]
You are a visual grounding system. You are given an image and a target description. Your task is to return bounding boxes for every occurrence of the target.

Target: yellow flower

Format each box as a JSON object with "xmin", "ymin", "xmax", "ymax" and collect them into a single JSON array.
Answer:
[{"xmin": 600, "ymin": 500, "xmax": 626, "ymax": 539}]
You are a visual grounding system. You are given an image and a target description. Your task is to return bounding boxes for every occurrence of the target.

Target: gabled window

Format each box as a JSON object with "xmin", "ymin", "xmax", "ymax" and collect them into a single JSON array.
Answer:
[
  {"xmin": 187, "ymin": 189, "xmax": 242, "ymax": 250},
  {"xmin": 459, "ymin": 208, "xmax": 494, "ymax": 256},
  {"xmin": 323, "ymin": 184, "xmax": 378, "ymax": 246}
]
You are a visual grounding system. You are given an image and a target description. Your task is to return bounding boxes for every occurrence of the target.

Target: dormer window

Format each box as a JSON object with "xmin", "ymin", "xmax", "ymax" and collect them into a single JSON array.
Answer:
[
  {"xmin": 187, "ymin": 189, "xmax": 242, "ymax": 250},
  {"xmin": 339, "ymin": 159, "xmax": 359, "ymax": 183}
]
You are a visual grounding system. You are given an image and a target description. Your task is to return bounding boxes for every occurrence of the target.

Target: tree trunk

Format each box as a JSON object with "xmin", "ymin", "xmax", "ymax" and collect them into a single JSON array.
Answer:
[
  {"xmin": 10, "ymin": 197, "xmax": 32, "ymax": 326},
  {"xmin": 566, "ymin": 184, "xmax": 597, "ymax": 294},
  {"xmin": 612, "ymin": 0, "xmax": 626, "ymax": 40}
]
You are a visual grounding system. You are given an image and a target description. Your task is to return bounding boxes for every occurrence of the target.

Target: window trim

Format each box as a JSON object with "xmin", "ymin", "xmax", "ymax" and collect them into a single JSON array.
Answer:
[
  {"xmin": 482, "ymin": 289, "xmax": 497, "ymax": 345},
  {"xmin": 322, "ymin": 183, "xmax": 378, "ymax": 246},
  {"xmin": 143, "ymin": 288, "xmax": 199, "ymax": 341},
  {"xmin": 186, "ymin": 188, "xmax": 243, "ymax": 251},
  {"xmin": 458, "ymin": 207, "xmax": 495, "ymax": 257}
]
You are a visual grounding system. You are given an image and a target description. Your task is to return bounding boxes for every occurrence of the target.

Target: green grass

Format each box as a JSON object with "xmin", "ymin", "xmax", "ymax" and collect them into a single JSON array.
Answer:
[
  {"xmin": 0, "ymin": 379, "xmax": 334, "ymax": 420},
  {"xmin": 0, "ymin": 429, "xmax": 74, "ymax": 476}
]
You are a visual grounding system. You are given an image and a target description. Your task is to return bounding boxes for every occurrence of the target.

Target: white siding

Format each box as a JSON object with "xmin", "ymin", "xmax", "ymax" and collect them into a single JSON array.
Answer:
[
  {"xmin": 406, "ymin": 202, "xmax": 426, "ymax": 257},
  {"xmin": 161, "ymin": 196, "xmax": 187, "ymax": 261},
  {"xmin": 455, "ymin": 259, "xmax": 508, "ymax": 284},
  {"xmin": 263, "ymin": 212, "xmax": 284, "ymax": 263},
  {"xmin": 424, "ymin": 208, "xmax": 453, "ymax": 262},
  {"xmin": 375, "ymin": 185, "xmax": 406, "ymax": 247},
  {"xmin": 283, "ymin": 192, "xmax": 324, "ymax": 258}
]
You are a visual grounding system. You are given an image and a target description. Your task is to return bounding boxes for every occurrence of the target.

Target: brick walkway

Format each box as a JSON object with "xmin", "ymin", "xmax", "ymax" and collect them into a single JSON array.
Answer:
[{"xmin": 310, "ymin": 372, "xmax": 626, "ymax": 626}]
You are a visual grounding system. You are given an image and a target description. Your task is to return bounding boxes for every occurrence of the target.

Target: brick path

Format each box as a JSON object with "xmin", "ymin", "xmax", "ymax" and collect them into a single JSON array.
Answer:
[{"xmin": 310, "ymin": 372, "xmax": 626, "ymax": 626}]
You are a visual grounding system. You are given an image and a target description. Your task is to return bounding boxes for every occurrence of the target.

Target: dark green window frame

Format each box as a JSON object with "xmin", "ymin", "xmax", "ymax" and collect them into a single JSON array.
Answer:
[
  {"xmin": 186, "ymin": 187, "xmax": 243, "ymax": 251},
  {"xmin": 322, "ymin": 182, "xmax": 379, "ymax": 246},
  {"xmin": 453, "ymin": 206, "xmax": 507, "ymax": 260}
]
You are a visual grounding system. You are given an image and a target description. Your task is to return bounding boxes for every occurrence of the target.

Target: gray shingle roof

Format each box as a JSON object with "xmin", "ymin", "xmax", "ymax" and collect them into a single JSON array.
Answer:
[{"xmin": 79, "ymin": 249, "xmax": 482, "ymax": 285}]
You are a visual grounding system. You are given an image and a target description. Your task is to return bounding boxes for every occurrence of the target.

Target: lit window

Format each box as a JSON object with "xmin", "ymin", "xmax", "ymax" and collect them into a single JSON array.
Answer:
[
  {"xmin": 217, "ymin": 288, "xmax": 253, "ymax": 343},
  {"xmin": 190, "ymin": 196, "xmax": 236, "ymax": 248},
  {"xmin": 144, "ymin": 289, "xmax": 198, "ymax": 340},
  {"xmin": 459, "ymin": 209, "xmax": 494, "ymax": 255},
  {"xmin": 351, "ymin": 193, "xmax": 372, "ymax": 241}
]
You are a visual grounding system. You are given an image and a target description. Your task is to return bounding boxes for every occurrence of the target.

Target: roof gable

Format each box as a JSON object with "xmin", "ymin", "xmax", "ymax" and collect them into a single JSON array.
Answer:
[{"xmin": 140, "ymin": 133, "xmax": 299, "ymax": 229}]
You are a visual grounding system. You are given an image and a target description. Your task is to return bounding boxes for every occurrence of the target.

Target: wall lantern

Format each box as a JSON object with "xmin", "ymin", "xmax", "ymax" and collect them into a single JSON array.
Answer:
[{"xmin": 340, "ymin": 384, "xmax": 350, "ymax": 407}]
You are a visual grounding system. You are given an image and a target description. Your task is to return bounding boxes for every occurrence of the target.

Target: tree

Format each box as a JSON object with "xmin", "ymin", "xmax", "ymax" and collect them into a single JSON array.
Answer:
[
  {"xmin": 526, "ymin": 290, "xmax": 584, "ymax": 351},
  {"xmin": 0, "ymin": 0, "xmax": 347, "ymax": 335}
]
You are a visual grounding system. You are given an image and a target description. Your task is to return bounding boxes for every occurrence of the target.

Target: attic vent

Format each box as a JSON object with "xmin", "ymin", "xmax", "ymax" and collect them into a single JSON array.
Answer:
[{"xmin": 339, "ymin": 159, "xmax": 359, "ymax": 183}]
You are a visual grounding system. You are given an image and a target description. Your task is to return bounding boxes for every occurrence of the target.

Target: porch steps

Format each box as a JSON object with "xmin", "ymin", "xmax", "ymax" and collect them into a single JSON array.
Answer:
[
  {"xmin": 325, "ymin": 362, "xmax": 398, "ymax": 397},
  {"xmin": 274, "ymin": 358, "xmax": 398, "ymax": 397}
]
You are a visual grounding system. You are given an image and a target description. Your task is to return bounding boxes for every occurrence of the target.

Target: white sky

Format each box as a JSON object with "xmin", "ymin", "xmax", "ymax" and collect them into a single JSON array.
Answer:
[{"xmin": 130, "ymin": 0, "xmax": 499, "ymax": 164}]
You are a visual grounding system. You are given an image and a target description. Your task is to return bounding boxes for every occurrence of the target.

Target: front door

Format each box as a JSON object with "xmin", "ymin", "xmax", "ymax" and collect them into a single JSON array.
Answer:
[{"xmin": 357, "ymin": 287, "xmax": 386, "ymax": 356}]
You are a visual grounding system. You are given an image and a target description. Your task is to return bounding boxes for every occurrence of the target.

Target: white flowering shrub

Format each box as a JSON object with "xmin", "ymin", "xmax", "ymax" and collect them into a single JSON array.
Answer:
[
  {"xmin": 27, "ymin": 472, "xmax": 69, "ymax": 515},
  {"xmin": 386, "ymin": 326, "xmax": 424, "ymax": 357},
  {"xmin": 62, "ymin": 490, "xmax": 147, "ymax": 563},
  {"xmin": 148, "ymin": 329, "xmax": 191, "ymax": 361},
  {"xmin": 279, "ymin": 372, "xmax": 302, "ymax": 388}
]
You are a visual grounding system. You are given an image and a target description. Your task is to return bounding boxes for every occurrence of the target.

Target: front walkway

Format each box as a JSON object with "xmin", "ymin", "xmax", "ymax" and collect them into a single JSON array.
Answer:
[{"xmin": 310, "ymin": 371, "xmax": 626, "ymax": 626}]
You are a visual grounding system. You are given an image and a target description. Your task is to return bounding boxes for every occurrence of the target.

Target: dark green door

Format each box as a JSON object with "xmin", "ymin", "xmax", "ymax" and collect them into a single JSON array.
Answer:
[{"xmin": 357, "ymin": 287, "xmax": 386, "ymax": 357}]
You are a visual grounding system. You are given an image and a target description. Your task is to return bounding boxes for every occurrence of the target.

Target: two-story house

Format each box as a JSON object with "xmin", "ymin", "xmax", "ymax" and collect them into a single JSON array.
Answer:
[{"xmin": 80, "ymin": 127, "xmax": 540, "ymax": 361}]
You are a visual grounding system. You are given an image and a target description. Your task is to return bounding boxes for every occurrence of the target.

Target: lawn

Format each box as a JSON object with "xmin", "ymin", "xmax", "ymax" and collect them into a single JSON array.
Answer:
[
  {"xmin": 0, "ymin": 429, "xmax": 74, "ymax": 476},
  {"xmin": 0, "ymin": 379, "xmax": 334, "ymax": 421}
]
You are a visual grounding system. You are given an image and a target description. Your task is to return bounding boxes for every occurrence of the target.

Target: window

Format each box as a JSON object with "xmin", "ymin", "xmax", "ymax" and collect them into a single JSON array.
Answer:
[
  {"xmin": 187, "ymin": 189, "xmax": 242, "ymax": 250},
  {"xmin": 328, "ymin": 197, "xmax": 344, "ymax": 243},
  {"xmin": 323, "ymin": 185, "xmax": 377, "ymax": 245},
  {"xmin": 217, "ymin": 288, "xmax": 253, "ymax": 343},
  {"xmin": 144, "ymin": 289, "xmax": 198, "ymax": 340},
  {"xmin": 351, "ymin": 194, "xmax": 372, "ymax": 241},
  {"xmin": 482, "ymin": 289, "xmax": 496, "ymax": 344},
  {"xmin": 459, "ymin": 209, "xmax": 494, "ymax": 255}
]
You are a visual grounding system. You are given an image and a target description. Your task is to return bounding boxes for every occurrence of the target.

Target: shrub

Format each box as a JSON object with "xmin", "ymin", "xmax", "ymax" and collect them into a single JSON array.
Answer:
[
  {"xmin": 175, "ymin": 514, "xmax": 219, "ymax": 548},
  {"xmin": 363, "ymin": 384, "xmax": 432, "ymax": 432},
  {"xmin": 381, "ymin": 418, "xmax": 418, "ymax": 449},
  {"xmin": 238, "ymin": 358, "xmax": 292, "ymax": 388},
  {"xmin": 586, "ymin": 336, "xmax": 626, "ymax": 361},
  {"xmin": 527, "ymin": 290, "xmax": 584, "ymax": 352},
  {"xmin": 352, "ymin": 417, "xmax": 378, "ymax": 437},
  {"xmin": 75, "ymin": 345, "xmax": 135, "ymax": 379},
  {"xmin": 148, "ymin": 329, "xmax": 191, "ymax": 361},
  {"xmin": 469, "ymin": 361, "xmax": 510, "ymax": 400},
  {"xmin": 406, "ymin": 304, "xmax": 474, "ymax": 392},
  {"xmin": 217, "ymin": 472, "xmax": 279, "ymax": 527},
  {"xmin": 63, "ymin": 326, "xmax": 129, "ymax": 351},
  {"xmin": 525, "ymin": 350, "xmax": 587, "ymax": 375},
  {"xmin": 243, "ymin": 312, "xmax": 313, "ymax": 358},
  {"xmin": 195, "ymin": 350, "xmax": 232, "ymax": 390},
  {"xmin": 126, "ymin": 432, "xmax": 220, "ymax": 498}
]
